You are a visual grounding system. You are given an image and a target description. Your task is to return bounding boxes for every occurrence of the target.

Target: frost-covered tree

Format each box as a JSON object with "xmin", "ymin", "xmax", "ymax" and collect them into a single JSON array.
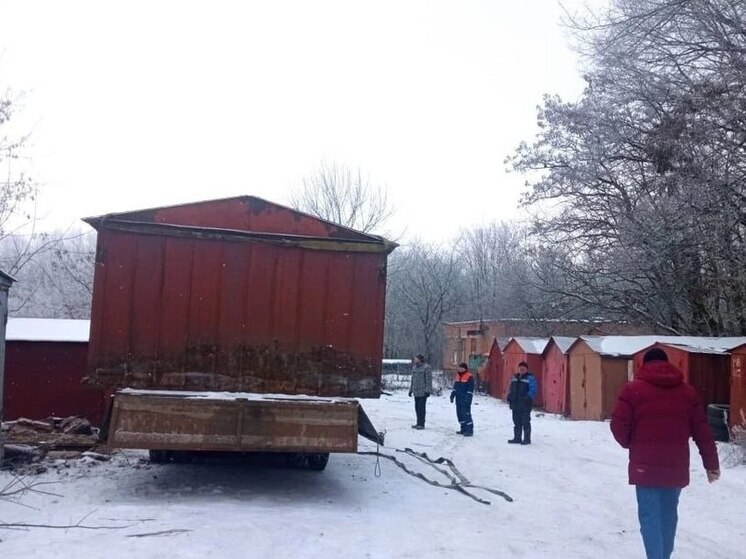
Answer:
[
  {"xmin": 384, "ymin": 241, "xmax": 463, "ymax": 365},
  {"xmin": 509, "ymin": 0, "xmax": 746, "ymax": 335},
  {"xmin": 2, "ymin": 231, "xmax": 95, "ymax": 319}
]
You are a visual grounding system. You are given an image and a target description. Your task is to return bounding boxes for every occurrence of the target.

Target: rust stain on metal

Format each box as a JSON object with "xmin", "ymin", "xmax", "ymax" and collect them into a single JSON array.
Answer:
[{"xmin": 86, "ymin": 344, "xmax": 380, "ymax": 398}]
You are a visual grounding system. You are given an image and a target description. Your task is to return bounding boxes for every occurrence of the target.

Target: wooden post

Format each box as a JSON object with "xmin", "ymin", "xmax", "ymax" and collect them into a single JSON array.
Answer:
[{"xmin": 0, "ymin": 271, "xmax": 15, "ymax": 465}]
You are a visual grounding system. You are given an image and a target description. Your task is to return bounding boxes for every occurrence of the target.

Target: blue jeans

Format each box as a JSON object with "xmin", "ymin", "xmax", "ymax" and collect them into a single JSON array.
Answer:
[{"xmin": 635, "ymin": 486, "xmax": 682, "ymax": 559}]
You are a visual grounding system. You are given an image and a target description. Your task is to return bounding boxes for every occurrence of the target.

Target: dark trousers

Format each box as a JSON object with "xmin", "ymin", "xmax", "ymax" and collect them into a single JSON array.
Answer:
[
  {"xmin": 414, "ymin": 396, "xmax": 427, "ymax": 426},
  {"xmin": 636, "ymin": 486, "xmax": 682, "ymax": 559},
  {"xmin": 512, "ymin": 408, "xmax": 531, "ymax": 442},
  {"xmin": 456, "ymin": 397, "xmax": 474, "ymax": 433}
]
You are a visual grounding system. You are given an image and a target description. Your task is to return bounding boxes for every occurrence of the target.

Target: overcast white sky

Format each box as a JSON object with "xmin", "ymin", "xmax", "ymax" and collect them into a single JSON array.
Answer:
[{"xmin": 0, "ymin": 1, "xmax": 597, "ymax": 242}]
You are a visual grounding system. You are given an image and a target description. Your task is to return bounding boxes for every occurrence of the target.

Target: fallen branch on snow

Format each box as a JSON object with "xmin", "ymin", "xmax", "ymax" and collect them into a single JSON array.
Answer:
[
  {"xmin": 358, "ymin": 449, "xmax": 513, "ymax": 505},
  {"xmin": 0, "ymin": 475, "xmax": 62, "ymax": 503},
  {"xmin": 0, "ymin": 510, "xmax": 132, "ymax": 531},
  {"xmin": 127, "ymin": 529, "xmax": 193, "ymax": 538}
]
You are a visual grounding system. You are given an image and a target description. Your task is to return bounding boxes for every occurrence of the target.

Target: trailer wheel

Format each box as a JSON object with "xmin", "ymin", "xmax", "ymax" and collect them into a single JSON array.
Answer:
[
  {"xmin": 306, "ymin": 453, "xmax": 330, "ymax": 471},
  {"xmin": 149, "ymin": 449, "xmax": 172, "ymax": 463},
  {"xmin": 286, "ymin": 452, "xmax": 330, "ymax": 471}
]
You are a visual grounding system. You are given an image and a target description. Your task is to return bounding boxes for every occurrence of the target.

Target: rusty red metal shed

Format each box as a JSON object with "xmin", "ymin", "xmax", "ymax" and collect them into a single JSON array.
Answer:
[
  {"xmin": 500, "ymin": 338, "xmax": 548, "ymax": 406},
  {"xmin": 632, "ymin": 342, "xmax": 732, "ymax": 410},
  {"xmin": 83, "ymin": 196, "xmax": 396, "ymax": 398},
  {"xmin": 482, "ymin": 338, "xmax": 505, "ymax": 399},
  {"xmin": 541, "ymin": 336, "xmax": 576, "ymax": 415},
  {"xmin": 3, "ymin": 318, "xmax": 103, "ymax": 423}
]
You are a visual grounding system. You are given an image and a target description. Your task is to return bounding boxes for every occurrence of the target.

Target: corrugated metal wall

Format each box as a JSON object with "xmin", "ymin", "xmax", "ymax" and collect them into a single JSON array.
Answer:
[
  {"xmin": 731, "ymin": 346, "xmax": 746, "ymax": 428},
  {"xmin": 4, "ymin": 341, "xmax": 103, "ymax": 423},
  {"xmin": 484, "ymin": 340, "xmax": 502, "ymax": 399},
  {"xmin": 542, "ymin": 342, "xmax": 569, "ymax": 415},
  {"xmin": 86, "ymin": 197, "xmax": 390, "ymax": 398}
]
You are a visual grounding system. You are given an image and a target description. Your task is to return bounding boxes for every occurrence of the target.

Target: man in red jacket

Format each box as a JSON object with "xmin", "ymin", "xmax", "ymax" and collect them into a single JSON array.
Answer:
[{"xmin": 611, "ymin": 347, "xmax": 720, "ymax": 559}]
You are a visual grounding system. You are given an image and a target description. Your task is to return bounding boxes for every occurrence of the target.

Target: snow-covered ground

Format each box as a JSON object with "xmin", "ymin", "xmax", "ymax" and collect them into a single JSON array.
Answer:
[{"xmin": 2, "ymin": 392, "xmax": 744, "ymax": 558}]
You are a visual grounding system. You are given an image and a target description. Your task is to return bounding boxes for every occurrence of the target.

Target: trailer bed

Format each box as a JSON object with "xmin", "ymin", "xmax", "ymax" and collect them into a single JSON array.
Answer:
[{"xmin": 105, "ymin": 389, "xmax": 362, "ymax": 453}]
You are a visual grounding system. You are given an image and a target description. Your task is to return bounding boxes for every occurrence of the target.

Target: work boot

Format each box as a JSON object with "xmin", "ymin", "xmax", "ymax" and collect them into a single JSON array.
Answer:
[
  {"xmin": 462, "ymin": 431, "xmax": 473, "ymax": 437},
  {"xmin": 521, "ymin": 440, "xmax": 531, "ymax": 445},
  {"xmin": 508, "ymin": 438, "xmax": 522, "ymax": 444},
  {"xmin": 415, "ymin": 425, "xmax": 425, "ymax": 430}
]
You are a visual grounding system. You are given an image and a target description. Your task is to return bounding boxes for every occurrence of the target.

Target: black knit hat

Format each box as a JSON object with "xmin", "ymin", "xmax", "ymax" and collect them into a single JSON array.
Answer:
[
  {"xmin": 643, "ymin": 347, "xmax": 669, "ymax": 363},
  {"xmin": 458, "ymin": 362, "xmax": 468, "ymax": 370}
]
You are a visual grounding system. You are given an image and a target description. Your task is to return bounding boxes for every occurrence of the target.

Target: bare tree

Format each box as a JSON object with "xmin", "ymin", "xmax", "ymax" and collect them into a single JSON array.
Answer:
[
  {"xmin": 457, "ymin": 222, "xmax": 532, "ymax": 319},
  {"xmin": 2, "ymin": 230, "xmax": 95, "ymax": 318},
  {"xmin": 385, "ymin": 241, "xmax": 463, "ymax": 365},
  {"xmin": 0, "ymin": 88, "xmax": 34, "ymax": 243},
  {"xmin": 291, "ymin": 160, "xmax": 394, "ymax": 234}
]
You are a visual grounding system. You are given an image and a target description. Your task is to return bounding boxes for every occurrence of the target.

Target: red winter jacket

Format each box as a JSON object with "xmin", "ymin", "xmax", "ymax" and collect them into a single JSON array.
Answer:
[{"xmin": 610, "ymin": 360, "xmax": 719, "ymax": 488}]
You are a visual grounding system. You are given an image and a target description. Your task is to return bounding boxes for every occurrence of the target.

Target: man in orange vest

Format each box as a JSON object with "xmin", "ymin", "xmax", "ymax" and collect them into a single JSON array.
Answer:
[{"xmin": 450, "ymin": 362, "xmax": 475, "ymax": 436}]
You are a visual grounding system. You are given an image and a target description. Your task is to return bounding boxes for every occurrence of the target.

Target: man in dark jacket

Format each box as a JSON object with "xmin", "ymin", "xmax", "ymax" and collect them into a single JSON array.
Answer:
[
  {"xmin": 611, "ymin": 347, "xmax": 720, "ymax": 559},
  {"xmin": 408, "ymin": 354, "xmax": 433, "ymax": 429},
  {"xmin": 450, "ymin": 362, "xmax": 474, "ymax": 436},
  {"xmin": 507, "ymin": 361, "xmax": 537, "ymax": 445}
]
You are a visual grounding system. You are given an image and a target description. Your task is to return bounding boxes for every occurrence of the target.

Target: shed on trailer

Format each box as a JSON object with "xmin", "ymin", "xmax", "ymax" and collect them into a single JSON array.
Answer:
[{"xmin": 83, "ymin": 196, "xmax": 396, "ymax": 398}]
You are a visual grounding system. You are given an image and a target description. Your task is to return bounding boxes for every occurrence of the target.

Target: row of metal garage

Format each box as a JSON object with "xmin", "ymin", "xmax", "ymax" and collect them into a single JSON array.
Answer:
[{"xmin": 481, "ymin": 335, "xmax": 745, "ymax": 428}]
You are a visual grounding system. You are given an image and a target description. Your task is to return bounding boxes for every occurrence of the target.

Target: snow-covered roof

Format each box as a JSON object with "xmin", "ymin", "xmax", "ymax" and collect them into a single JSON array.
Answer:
[
  {"xmin": 496, "ymin": 337, "xmax": 511, "ymax": 350},
  {"xmin": 6, "ymin": 318, "xmax": 90, "ymax": 343},
  {"xmin": 545, "ymin": 336, "xmax": 577, "ymax": 355},
  {"xmin": 509, "ymin": 337, "xmax": 549, "ymax": 355},
  {"xmin": 576, "ymin": 335, "xmax": 746, "ymax": 357},
  {"xmin": 444, "ymin": 317, "xmax": 622, "ymax": 326},
  {"xmin": 662, "ymin": 343, "xmax": 727, "ymax": 355}
]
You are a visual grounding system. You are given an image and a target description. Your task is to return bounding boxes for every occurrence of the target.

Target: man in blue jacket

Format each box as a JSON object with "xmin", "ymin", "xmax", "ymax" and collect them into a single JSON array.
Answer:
[
  {"xmin": 450, "ymin": 362, "xmax": 475, "ymax": 436},
  {"xmin": 507, "ymin": 361, "xmax": 537, "ymax": 445}
]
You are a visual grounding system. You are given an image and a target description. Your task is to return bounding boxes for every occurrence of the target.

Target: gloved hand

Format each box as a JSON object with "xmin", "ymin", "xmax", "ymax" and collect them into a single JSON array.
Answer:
[
  {"xmin": 408, "ymin": 390, "xmax": 413, "ymax": 397},
  {"xmin": 450, "ymin": 393, "xmax": 455, "ymax": 403}
]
